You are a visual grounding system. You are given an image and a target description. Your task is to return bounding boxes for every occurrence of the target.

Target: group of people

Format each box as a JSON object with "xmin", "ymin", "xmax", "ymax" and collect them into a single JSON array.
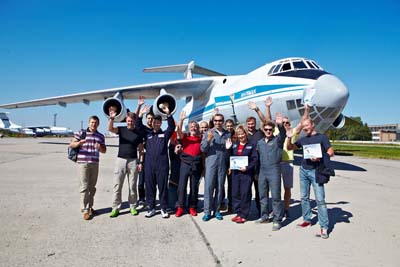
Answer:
[{"xmin": 69, "ymin": 96, "xmax": 334, "ymax": 239}]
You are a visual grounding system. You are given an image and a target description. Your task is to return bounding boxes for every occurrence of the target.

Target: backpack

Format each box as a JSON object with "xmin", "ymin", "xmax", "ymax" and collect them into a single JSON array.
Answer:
[{"xmin": 68, "ymin": 130, "xmax": 87, "ymax": 162}]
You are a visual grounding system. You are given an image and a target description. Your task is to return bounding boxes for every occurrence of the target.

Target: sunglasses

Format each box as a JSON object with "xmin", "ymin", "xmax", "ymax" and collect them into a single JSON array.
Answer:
[
  {"xmin": 264, "ymin": 128, "xmax": 273, "ymax": 132},
  {"xmin": 283, "ymin": 121, "xmax": 291, "ymax": 125},
  {"xmin": 213, "ymin": 119, "xmax": 223, "ymax": 122}
]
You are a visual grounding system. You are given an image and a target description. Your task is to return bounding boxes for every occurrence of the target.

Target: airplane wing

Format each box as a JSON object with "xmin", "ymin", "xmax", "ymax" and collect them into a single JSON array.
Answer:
[{"xmin": 0, "ymin": 78, "xmax": 215, "ymax": 109}]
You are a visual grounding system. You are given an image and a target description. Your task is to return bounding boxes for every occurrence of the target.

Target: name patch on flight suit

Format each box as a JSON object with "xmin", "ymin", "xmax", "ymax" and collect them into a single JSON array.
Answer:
[{"xmin": 158, "ymin": 134, "xmax": 165, "ymax": 138}]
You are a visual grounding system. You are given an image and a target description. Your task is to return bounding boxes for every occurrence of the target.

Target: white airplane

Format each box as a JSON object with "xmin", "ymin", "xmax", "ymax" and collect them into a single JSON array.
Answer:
[
  {"xmin": 0, "ymin": 57, "xmax": 349, "ymax": 132},
  {"xmin": 0, "ymin": 112, "xmax": 73, "ymax": 137}
]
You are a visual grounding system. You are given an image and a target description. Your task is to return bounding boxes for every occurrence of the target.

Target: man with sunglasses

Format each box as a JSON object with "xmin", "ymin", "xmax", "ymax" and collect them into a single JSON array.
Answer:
[
  {"xmin": 201, "ymin": 113, "xmax": 231, "ymax": 221},
  {"xmin": 263, "ymin": 98, "xmax": 310, "ymax": 219},
  {"xmin": 256, "ymin": 118, "xmax": 286, "ymax": 231}
]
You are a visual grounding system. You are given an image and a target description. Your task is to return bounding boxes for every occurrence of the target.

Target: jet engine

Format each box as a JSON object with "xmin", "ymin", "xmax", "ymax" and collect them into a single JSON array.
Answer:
[
  {"xmin": 151, "ymin": 89, "xmax": 177, "ymax": 119},
  {"xmin": 331, "ymin": 113, "xmax": 346, "ymax": 129},
  {"xmin": 102, "ymin": 92, "xmax": 127, "ymax": 122}
]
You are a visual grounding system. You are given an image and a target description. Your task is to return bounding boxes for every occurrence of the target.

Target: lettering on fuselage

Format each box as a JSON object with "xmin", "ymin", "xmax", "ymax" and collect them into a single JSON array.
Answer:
[{"xmin": 240, "ymin": 88, "xmax": 256, "ymax": 98}]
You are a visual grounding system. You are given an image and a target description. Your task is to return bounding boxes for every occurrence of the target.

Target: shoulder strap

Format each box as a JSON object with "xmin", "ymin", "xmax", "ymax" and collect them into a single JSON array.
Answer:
[{"xmin": 81, "ymin": 129, "xmax": 87, "ymax": 140}]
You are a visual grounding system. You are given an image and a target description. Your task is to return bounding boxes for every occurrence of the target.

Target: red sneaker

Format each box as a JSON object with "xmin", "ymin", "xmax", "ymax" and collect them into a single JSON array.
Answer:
[
  {"xmin": 236, "ymin": 217, "xmax": 246, "ymax": 224},
  {"xmin": 231, "ymin": 215, "xmax": 241, "ymax": 222},
  {"xmin": 175, "ymin": 207, "xmax": 184, "ymax": 217},
  {"xmin": 297, "ymin": 221, "xmax": 311, "ymax": 228},
  {"xmin": 189, "ymin": 208, "xmax": 197, "ymax": 216}
]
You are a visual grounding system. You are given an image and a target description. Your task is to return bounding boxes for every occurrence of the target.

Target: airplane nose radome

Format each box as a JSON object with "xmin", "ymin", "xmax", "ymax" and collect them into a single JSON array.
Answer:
[{"xmin": 312, "ymin": 74, "xmax": 349, "ymax": 107}]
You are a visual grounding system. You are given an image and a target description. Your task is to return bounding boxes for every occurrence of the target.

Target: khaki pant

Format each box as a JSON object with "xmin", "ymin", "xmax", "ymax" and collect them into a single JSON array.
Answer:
[
  {"xmin": 112, "ymin": 157, "xmax": 139, "ymax": 210},
  {"xmin": 78, "ymin": 163, "xmax": 99, "ymax": 212}
]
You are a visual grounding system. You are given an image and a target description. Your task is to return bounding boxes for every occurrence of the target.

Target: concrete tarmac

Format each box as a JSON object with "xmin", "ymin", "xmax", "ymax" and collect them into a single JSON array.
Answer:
[{"xmin": 0, "ymin": 137, "xmax": 399, "ymax": 267}]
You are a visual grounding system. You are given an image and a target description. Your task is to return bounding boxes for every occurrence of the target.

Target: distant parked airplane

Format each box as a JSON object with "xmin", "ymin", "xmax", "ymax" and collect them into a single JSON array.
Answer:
[
  {"xmin": 0, "ymin": 57, "xmax": 349, "ymax": 132},
  {"xmin": 0, "ymin": 112, "xmax": 73, "ymax": 137}
]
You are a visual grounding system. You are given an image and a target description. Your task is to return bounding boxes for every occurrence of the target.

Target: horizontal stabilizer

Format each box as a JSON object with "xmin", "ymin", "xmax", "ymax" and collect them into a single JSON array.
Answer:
[{"xmin": 143, "ymin": 61, "xmax": 226, "ymax": 79}]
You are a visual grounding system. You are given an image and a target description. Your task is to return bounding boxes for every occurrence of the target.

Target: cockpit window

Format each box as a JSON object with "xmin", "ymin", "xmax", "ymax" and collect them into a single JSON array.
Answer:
[
  {"xmin": 293, "ymin": 61, "xmax": 307, "ymax": 69},
  {"xmin": 311, "ymin": 61, "xmax": 321, "ymax": 69},
  {"xmin": 306, "ymin": 61, "xmax": 316, "ymax": 69},
  {"xmin": 281, "ymin": 63, "xmax": 291, "ymax": 71},
  {"xmin": 272, "ymin": 64, "xmax": 281, "ymax": 73},
  {"xmin": 268, "ymin": 65, "xmax": 275, "ymax": 75}
]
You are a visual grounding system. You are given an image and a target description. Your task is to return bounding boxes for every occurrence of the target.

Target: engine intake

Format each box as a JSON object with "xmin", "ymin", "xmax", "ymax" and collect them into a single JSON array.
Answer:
[
  {"xmin": 151, "ymin": 91, "xmax": 177, "ymax": 120},
  {"xmin": 102, "ymin": 93, "xmax": 127, "ymax": 122}
]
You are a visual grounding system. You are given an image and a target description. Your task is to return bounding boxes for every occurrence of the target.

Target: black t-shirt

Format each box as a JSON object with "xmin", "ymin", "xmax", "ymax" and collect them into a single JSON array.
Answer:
[
  {"xmin": 117, "ymin": 126, "xmax": 143, "ymax": 159},
  {"xmin": 295, "ymin": 133, "xmax": 331, "ymax": 170},
  {"xmin": 248, "ymin": 129, "xmax": 264, "ymax": 145}
]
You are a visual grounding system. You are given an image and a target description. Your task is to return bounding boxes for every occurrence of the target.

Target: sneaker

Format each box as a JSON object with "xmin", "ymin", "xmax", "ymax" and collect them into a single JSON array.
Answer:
[
  {"xmin": 145, "ymin": 209, "xmax": 156, "ymax": 218},
  {"xmin": 297, "ymin": 221, "xmax": 311, "ymax": 228},
  {"xmin": 235, "ymin": 217, "xmax": 246, "ymax": 224},
  {"xmin": 161, "ymin": 209, "xmax": 169, "ymax": 219},
  {"xmin": 175, "ymin": 207, "xmax": 184, "ymax": 217},
  {"xmin": 130, "ymin": 208, "xmax": 138, "ymax": 216},
  {"xmin": 189, "ymin": 208, "xmax": 197, "ymax": 216},
  {"xmin": 272, "ymin": 222, "xmax": 281, "ymax": 231},
  {"xmin": 220, "ymin": 203, "xmax": 227, "ymax": 211},
  {"xmin": 202, "ymin": 214, "xmax": 211, "ymax": 221},
  {"xmin": 83, "ymin": 212, "xmax": 91, "ymax": 220},
  {"xmin": 255, "ymin": 216, "xmax": 270, "ymax": 224},
  {"xmin": 136, "ymin": 201, "xmax": 145, "ymax": 210},
  {"xmin": 320, "ymin": 228, "xmax": 329, "ymax": 239},
  {"xmin": 110, "ymin": 209, "xmax": 119, "ymax": 218},
  {"xmin": 215, "ymin": 212, "xmax": 223, "ymax": 220},
  {"xmin": 268, "ymin": 211, "xmax": 274, "ymax": 220},
  {"xmin": 231, "ymin": 215, "xmax": 240, "ymax": 222}
]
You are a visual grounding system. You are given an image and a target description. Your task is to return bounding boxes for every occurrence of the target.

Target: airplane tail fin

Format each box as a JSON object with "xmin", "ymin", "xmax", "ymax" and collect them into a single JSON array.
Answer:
[
  {"xmin": 143, "ymin": 61, "xmax": 226, "ymax": 79},
  {"xmin": 0, "ymin": 112, "xmax": 11, "ymax": 128}
]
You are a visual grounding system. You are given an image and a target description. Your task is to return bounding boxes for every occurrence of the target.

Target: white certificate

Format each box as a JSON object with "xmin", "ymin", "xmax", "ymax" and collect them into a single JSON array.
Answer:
[
  {"xmin": 230, "ymin": 156, "xmax": 248, "ymax": 170},
  {"xmin": 303, "ymin": 143, "xmax": 322, "ymax": 159}
]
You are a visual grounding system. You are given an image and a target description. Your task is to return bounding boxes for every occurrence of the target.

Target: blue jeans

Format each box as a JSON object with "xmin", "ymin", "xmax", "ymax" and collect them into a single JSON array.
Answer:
[{"xmin": 300, "ymin": 167, "xmax": 329, "ymax": 229}]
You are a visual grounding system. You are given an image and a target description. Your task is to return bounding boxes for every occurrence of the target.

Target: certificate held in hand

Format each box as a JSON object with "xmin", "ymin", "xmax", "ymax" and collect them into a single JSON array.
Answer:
[
  {"xmin": 230, "ymin": 156, "xmax": 248, "ymax": 170},
  {"xmin": 303, "ymin": 143, "xmax": 322, "ymax": 159}
]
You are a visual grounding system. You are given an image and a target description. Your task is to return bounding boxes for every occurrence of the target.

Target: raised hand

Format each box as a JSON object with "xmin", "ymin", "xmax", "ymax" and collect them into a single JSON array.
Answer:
[
  {"xmin": 207, "ymin": 130, "xmax": 214, "ymax": 142},
  {"xmin": 225, "ymin": 137, "xmax": 233, "ymax": 149},
  {"xmin": 265, "ymin": 96, "xmax": 273, "ymax": 107},
  {"xmin": 159, "ymin": 102, "xmax": 170, "ymax": 115},
  {"xmin": 180, "ymin": 110, "xmax": 186, "ymax": 121},
  {"xmin": 139, "ymin": 105, "xmax": 150, "ymax": 117},
  {"xmin": 138, "ymin": 96, "xmax": 145, "ymax": 106},
  {"xmin": 247, "ymin": 101, "xmax": 257, "ymax": 110},
  {"xmin": 275, "ymin": 112, "xmax": 283, "ymax": 124},
  {"xmin": 286, "ymin": 128, "xmax": 294, "ymax": 138},
  {"xmin": 109, "ymin": 106, "xmax": 117, "ymax": 119}
]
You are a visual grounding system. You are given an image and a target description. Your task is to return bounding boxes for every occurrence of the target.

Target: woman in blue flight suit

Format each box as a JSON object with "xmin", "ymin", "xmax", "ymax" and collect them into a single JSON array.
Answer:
[{"xmin": 226, "ymin": 125, "xmax": 258, "ymax": 223}]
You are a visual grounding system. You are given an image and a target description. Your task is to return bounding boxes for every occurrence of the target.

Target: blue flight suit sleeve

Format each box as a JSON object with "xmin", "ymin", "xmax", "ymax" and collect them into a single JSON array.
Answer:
[
  {"xmin": 201, "ymin": 130, "xmax": 211, "ymax": 153},
  {"xmin": 164, "ymin": 115, "xmax": 176, "ymax": 141},
  {"xmin": 246, "ymin": 144, "xmax": 258, "ymax": 173}
]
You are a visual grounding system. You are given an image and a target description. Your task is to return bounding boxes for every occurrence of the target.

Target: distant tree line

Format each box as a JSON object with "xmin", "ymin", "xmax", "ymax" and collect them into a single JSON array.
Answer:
[{"xmin": 326, "ymin": 116, "xmax": 372, "ymax": 141}]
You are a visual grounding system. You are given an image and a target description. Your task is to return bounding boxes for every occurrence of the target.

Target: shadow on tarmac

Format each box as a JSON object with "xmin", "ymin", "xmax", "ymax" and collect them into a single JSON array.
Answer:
[{"xmin": 294, "ymin": 155, "xmax": 366, "ymax": 172}]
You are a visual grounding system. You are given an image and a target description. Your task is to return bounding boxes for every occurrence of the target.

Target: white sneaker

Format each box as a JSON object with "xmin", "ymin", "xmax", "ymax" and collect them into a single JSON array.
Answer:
[
  {"xmin": 161, "ymin": 209, "xmax": 169, "ymax": 219},
  {"xmin": 145, "ymin": 209, "xmax": 156, "ymax": 218}
]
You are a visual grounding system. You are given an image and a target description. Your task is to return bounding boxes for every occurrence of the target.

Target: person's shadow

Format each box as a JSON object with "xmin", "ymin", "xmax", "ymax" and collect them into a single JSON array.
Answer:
[{"xmin": 281, "ymin": 200, "xmax": 352, "ymax": 234}]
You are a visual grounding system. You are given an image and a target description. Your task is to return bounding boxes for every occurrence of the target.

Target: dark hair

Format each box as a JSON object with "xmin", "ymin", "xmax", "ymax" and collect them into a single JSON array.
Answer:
[
  {"xmin": 89, "ymin": 115, "xmax": 100, "ymax": 123},
  {"xmin": 263, "ymin": 120, "xmax": 275, "ymax": 128},
  {"xmin": 225, "ymin": 119, "xmax": 234, "ymax": 125},
  {"xmin": 153, "ymin": 115, "xmax": 162, "ymax": 121},
  {"xmin": 246, "ymin": 116, "xmax": 256, "ymax": 123}
]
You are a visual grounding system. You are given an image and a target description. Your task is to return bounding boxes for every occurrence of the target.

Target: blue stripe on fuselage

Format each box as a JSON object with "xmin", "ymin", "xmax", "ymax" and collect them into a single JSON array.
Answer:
[{"xmin": 189, "ymin": 84, "xmax": 306, "ymax": 119}]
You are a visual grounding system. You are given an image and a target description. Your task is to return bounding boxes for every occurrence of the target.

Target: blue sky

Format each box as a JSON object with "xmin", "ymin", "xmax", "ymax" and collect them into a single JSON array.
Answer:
[{"xmin": 1, "ymin": 0, "xmax": 399, "ymax": 132}]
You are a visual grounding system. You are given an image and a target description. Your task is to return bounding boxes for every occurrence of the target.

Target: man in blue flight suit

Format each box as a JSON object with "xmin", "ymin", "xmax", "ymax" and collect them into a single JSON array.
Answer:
[{"xmin": 136, "ymin": 104, "xmax": 175, "ymax": 218}]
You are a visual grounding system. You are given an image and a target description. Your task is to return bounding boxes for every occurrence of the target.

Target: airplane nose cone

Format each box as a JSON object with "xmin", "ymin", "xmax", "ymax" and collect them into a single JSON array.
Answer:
[{"xmin": 311, "ymin": 74, "xmax": 349, "ymax": 108}]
